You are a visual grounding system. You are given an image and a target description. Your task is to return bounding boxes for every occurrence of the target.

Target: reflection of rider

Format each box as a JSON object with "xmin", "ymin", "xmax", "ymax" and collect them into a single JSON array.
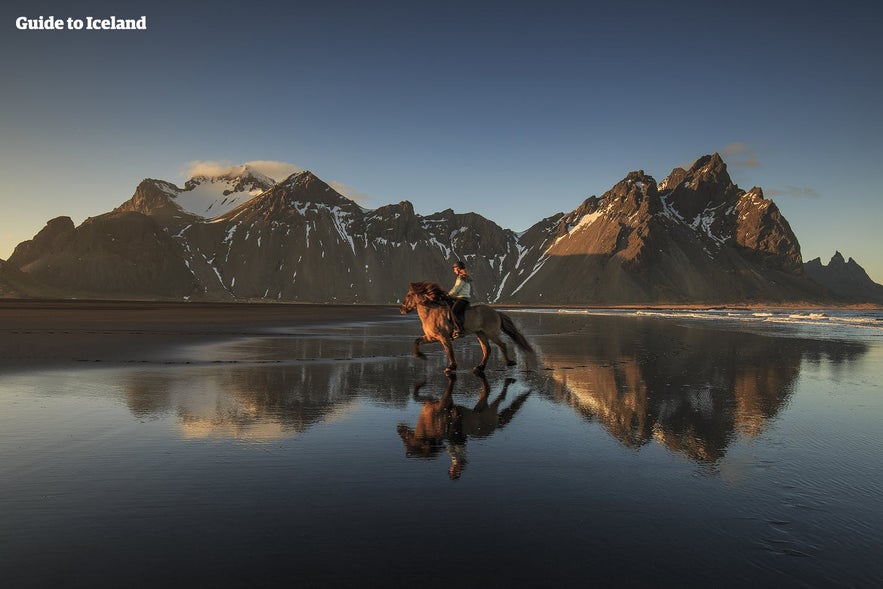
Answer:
[
  {"xmin": 449, "ymin": 260, "xmax": 472, "ymax": 339},
  {"xmin": 397, "ymin": 374, "xmax": 528, "ymax": 480},
  {"xmin": 445, "ymin": 443, "xmax": 467, "ymax": 479}
]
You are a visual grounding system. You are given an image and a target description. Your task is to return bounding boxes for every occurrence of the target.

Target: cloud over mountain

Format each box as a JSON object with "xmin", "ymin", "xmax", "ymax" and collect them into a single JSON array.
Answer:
[
  {"xmin": 722, "ymin": 143, "xmax": 760, "ymax": 168},
  {"xmin": 183, "ymin": 160, "xmax": 304, "ymax": 182}
]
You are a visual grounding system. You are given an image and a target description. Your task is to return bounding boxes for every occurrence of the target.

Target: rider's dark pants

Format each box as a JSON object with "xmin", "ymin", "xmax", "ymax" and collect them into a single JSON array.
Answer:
[{"xmin": 452, "ymin": 298, "xmax": 469, "ymax": 331}]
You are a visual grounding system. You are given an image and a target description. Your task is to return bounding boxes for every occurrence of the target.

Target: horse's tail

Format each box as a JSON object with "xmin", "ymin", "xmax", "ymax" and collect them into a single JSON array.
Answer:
[{"xmin": 498, "ymin": 312, "xmax": 534, "ymax": 355}]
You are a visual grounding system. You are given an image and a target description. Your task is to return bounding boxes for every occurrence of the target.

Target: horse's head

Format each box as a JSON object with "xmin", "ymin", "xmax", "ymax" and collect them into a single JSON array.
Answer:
[
  {"xmin": 396, "ymin": 423, "xmax": 444, "ymax": 458},
  {"xmin": 401, "ymin": 281, "xmax": 450, "ymax": 314},
  {"xmin": 400, "ymin": 285, "xmax": 419, "ymax": 314},
  {"xmin": 401, "ymin": 281, "xmax": 447, "ymax": 314}
]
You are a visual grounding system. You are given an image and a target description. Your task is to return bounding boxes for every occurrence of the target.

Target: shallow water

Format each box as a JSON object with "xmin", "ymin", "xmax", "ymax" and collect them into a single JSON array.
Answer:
[{"xmin": 1, "ymin": 311, "xmax": 882, "ymax": 587}]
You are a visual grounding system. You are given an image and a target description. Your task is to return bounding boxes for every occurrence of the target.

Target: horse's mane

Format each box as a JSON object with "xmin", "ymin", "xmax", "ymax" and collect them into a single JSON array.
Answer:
[{"xmin": 409, "ymin": 281, "xmax": 453, "ymax": 305}]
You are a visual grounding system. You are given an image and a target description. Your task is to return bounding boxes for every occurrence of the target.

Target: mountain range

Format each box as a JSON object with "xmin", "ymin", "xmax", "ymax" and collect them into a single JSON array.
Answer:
[{"xmin": 2, "ymin": 154, "xmax": 881, "ymax": 304}]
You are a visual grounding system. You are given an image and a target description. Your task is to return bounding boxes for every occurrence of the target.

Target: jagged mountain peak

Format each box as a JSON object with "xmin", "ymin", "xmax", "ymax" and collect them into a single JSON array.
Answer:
[
  {"xmin": 137, "ymin": 178, "xmax": 181, "ymax": 194},
  {"xmin": 185, "ymin": 164, "xmax": 275, "ymax": 189},
  {"xmin": 9, "ymin": 152, "xmax": 878, "ymax": 305},
  {"xmin": 606, "ymin": 170, "xmax": 659, "ymax": 201},
  {"xmin": 215, "ymin": 169, "xmax": 359, "ymax": 223},
  {"xmin": 658, "ymin": 167, "xmax": 687, "ymax": 193},
  {"xmin": 279, "ymin": 169, "xmax": 317, "ymax": 186},
  {"xmin": 420, "ymin": 209, "xmax": 512, "ymax": 244},
  {"xmin": 804, "ymin": 251, "xmax": 883, "ymax": 303},
  {"xmin": 166, "ymin": 166, "xmax": 275, "ymax": 220},
  {"xmin": 369, "ymin": 200, "xmax": 416, "ymax": 218},
  {"xmin": 117, "ymin": 166, "xmax": 281, "ymax": 223},
  {"xmin": 663, "ymin": 153, "xmax": 739, "ymax": 221},
  {"xmin": 272, "ymin": 170, "xmax": 355, "ymax": 207},
  {"xmin": 806, "ymin": 251, "xmax": 857, "ymax": 269},
  {"xmin": 116, "ymin": 179, "xmax": 190, "ymax": 221},
  {"xmin": 684, "ymin": 153, "xmax": 732, "ymax": 188},
  {"xmin": 690, "ymin": 152, "xmax": 726, "ymax": 172}
]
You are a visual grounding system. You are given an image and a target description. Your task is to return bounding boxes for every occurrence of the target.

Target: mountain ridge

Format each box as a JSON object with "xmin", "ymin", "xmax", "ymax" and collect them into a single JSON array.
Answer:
[{"xmin": 4, "ymin": 154, "xmax": 881, "ymax": 304}]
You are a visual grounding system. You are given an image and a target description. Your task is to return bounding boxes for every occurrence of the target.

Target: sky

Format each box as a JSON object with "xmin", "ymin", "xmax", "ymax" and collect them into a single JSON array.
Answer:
[{"xmin": 2, "ymin": 0, "xmax": 882, "ymax": 282}]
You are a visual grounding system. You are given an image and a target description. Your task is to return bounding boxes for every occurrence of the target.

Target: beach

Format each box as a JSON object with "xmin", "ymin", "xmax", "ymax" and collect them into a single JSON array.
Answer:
[
  {"xmin": 0, "ymin": 300, "xmax": 403, "ymax": 370},
  {"xmin": 1, "ymin": 301, "xmax": 882, "ymax": 587}
]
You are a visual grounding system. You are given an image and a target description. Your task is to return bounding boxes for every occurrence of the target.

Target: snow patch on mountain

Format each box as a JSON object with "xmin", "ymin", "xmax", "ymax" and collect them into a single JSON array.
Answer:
[
  {"xmin": 550, "ymin": 210, "xmax": 604, "ymax": 250},
  {"xmin": 174, "ymin": 165, "xmax": 276, "ymax": 219}
]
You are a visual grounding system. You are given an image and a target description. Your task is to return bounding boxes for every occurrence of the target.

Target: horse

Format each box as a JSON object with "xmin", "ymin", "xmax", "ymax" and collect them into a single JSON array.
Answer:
[
  {"xmin": 400, "ymin": 281, "xmax": 534, "ymax": 373},
  {"xmin": 396, "ymin": 374, "xmax": 531, "ymax": 478}
]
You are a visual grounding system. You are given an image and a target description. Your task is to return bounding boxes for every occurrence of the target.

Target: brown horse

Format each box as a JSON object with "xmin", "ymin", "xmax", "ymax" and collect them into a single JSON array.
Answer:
[
  {"xmin": 396, "ymin": 374, "xmax": 531, "ymax": 478},
  {"xmin": 400, "ymin": 281, "xmax": 534, "ymax": 373}
]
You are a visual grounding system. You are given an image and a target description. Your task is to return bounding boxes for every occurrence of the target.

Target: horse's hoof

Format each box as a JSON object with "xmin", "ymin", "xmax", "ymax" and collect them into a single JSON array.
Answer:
[{"xmin": 472, "ymin": 366, "xmax": 486, "ymax": 375}]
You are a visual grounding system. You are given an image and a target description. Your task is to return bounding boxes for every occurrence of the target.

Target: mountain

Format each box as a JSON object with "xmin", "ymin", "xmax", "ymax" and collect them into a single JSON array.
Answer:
[
  {"xmin": 0, "ymin": 258, "xmax": 53, "ymax": 298},
  {"xmin": 503, "ymin": 154, "xmax": 830, "ymax": 304},
  {"xmin": 804, "ymin": 252, "xmax": 883, "ymax": 303},
  {"xmin": 114, "ymin": 164, "xmax": 277, "ymax": 231},
  {"xmin": 8, "ymin": 212, "xmax": 195, "ymax": 299},
  {"xmin": 4, "ymin": 154, "xmax": 878, "ymax": 304},
  {"xmin": 172, "ymin": 171, "xmax": 522, "ymax": 302}
]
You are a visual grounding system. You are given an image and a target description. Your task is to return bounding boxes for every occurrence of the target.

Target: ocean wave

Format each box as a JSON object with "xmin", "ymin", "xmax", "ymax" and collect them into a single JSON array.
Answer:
[{"xmin": 514, "ymin": 307, "xmax": 883, "ymax": 341}]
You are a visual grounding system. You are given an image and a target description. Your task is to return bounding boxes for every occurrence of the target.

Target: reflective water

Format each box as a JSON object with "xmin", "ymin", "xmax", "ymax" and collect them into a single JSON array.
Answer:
[{"xmin": 2, "ymin": 311, "xmax": 882, "ymax": 587}]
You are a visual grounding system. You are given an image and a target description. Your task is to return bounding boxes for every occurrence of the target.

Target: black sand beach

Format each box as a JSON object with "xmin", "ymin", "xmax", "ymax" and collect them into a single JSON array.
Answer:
[
  {"xmin": 0, "ymin": 300, "xmax": 402, "ymax": 370},
  {"xmin": 1, "ymin": 301, "xmax": 882, "ymax": 587}
]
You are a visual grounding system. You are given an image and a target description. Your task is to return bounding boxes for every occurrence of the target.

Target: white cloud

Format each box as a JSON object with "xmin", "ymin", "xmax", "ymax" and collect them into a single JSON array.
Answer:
[
  {"xmin": 245, "ymin": 160, "xmax": 304, "ymax": 181},
  {"xmin": 179, "ymin": 160, "xmax": 371, "ymax": 205},
  {"xmin": 722, "ymin": 143, "xmax": 760, "ymax": 168},
  {"xmin": 182, "ymin": 160, "xmax": 303, "ymax": 182},
  {"xmin": 329, "ymin": 181, "xmax": 371, "ymax": 206}
]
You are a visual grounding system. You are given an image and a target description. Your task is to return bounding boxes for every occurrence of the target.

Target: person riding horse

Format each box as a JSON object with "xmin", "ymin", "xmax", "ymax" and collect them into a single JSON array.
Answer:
[
  {"xmin": 449, "ymin": 260, "xmax": 472, "ymax": 339},
  {"xmin": 401, "ymin": 280, "xmax": 533, "ymax": 373}
]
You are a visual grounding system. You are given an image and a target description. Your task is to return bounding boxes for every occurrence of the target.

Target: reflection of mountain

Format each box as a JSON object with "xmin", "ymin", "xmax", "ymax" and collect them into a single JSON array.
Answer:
[
  {"xmin": 533, "ymin": 314, "xmax": 868, "ymax": 462},
  {"xmin": 121, "ymin": 356, "xmax": 415, "ymax": 441}
]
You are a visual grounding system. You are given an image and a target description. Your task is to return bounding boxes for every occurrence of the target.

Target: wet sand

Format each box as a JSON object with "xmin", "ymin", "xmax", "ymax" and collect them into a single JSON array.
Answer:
[
  {"xmin": 2, "ymin": 301, "xmax": 882, "ymax": 587},
  {"xmin": 0, "ymin": 300, "xmax": 402, "ymax": 370}
]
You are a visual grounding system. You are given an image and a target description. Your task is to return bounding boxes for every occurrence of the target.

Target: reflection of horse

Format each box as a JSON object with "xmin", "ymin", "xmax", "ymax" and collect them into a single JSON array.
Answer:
[
  {"xmin": 400, "ymin": 281, "xmax": 534, "ymax": 373},
  {"xmin": 396, "ymin": 374, "xmax": 530, "ymax": 479}
]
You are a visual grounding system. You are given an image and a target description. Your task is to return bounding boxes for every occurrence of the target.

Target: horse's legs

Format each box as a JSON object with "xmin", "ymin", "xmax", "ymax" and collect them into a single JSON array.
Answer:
[
  {"xmin": 489, "ymin": 333, "xmax": 517, "ymax": 367},
  {"xmin": 441, "ymin": 337, "xmax": 457, "ymax": 372},
  {"xmin": 489, "ymin": 377, "xmax": 516, "ymax": 410},
  {"xmin": 472, "ymin": 373, "xmax": 491, "ymax": 411},
  {"xmin": 413, "ymin": 336, "xmax": 428, "ymax": 360},
  {"xmin": 475, "ymin": 333, "xmax": 491, "ymax": 372}
]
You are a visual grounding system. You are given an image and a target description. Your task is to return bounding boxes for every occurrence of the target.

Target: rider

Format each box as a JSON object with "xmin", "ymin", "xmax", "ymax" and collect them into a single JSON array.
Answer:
[{"xmin": 448, "ymin": 260, "xmax": 473, "ymax": 339}]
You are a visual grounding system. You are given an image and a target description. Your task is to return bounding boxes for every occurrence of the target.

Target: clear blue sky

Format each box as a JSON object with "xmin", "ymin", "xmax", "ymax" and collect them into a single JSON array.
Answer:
[{"xmin": 2, "ymin": 0, "xmax": 881, "ymax": 281}]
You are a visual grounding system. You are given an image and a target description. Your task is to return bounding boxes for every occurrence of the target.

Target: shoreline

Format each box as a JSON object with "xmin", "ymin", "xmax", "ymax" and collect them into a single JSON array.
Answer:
[
  {"xmin": 2, "ymin": 299, "xmax": 879, "ymax": 372},
  {"xmin": 3, "ymin": 297, "xmax": 880, "ymax": 311},
  {"xmin": 0, "ymin": 300, "xmax": 404, "ymax": 372}
]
